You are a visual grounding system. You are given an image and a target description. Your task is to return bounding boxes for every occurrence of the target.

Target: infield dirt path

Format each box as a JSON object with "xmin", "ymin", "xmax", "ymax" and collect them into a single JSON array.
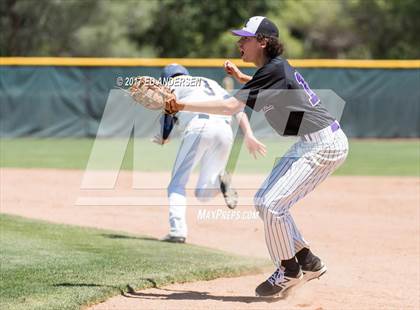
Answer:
[{"xmin": 1, "ymin": 168, "xmax": 419, "ymax": 309}]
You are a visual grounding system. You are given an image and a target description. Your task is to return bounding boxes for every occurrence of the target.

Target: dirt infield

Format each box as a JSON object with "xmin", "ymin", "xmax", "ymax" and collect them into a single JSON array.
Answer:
[{"xmin": 1, "ymin": 168, "xmax": 419, "ymax": 309}]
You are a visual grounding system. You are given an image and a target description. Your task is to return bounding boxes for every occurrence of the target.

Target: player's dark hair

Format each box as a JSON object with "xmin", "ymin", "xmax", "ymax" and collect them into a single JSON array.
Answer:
[{"xmin": 256, "ymin": 34, "xmax": 284, "ymax": 59}]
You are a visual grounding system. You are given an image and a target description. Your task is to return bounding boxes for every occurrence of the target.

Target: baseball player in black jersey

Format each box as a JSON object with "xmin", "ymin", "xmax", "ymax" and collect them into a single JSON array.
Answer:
[{"xmin": 167, "ymin": 16, "xmax": 349, "ymax": 298}]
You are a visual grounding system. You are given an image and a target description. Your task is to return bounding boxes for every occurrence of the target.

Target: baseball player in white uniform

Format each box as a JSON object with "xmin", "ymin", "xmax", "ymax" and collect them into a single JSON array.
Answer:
[
  {"xmin": 156, "ymin": 64, "xmax": 266, "ymax": 243},
  {"xmin": 166, "ymin": 17, "xmax": 349, "ymax": 298}
]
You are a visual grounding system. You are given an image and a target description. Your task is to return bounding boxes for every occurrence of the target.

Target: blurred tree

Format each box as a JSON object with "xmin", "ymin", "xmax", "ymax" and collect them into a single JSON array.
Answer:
[
  {"xmin": 349, "ymin": 0, "xmax": 420, "ymax": 59},
  {"xmin": 0, "ymin": 0, "xmax": 157, "ymax": 57},
  {"xmin": 269, "ymin": 0, "xmax": 420, "ymax": 59},
  {"xmin": 269, "ymin": 0, "xmax": 365, "ymax": 58},
  {"xmin": 0, "ymin": 0, "xmax": 419, "ymax": 59},
  {"xmin": 142, "ymin": 0, "xmax": 277, "ymax": 57},
  {"xmin": 73, "ymin": 0, "xmax": 157, "ymax": 57},
  {"xmin": 0, "ymin": 0, "xmax": 98, "ymax": 56}
]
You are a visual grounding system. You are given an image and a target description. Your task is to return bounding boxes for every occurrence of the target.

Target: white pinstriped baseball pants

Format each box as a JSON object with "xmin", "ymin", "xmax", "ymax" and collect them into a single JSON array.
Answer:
[{"xmin": 254, "ymin": 125, "xmax": 348, "ymax": 267}]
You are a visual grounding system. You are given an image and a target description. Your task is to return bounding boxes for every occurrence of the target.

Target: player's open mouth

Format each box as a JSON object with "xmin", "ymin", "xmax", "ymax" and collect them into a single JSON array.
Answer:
[{"xmin": 240, "ymin": 49, "xmax": 244, "ymax": 57}]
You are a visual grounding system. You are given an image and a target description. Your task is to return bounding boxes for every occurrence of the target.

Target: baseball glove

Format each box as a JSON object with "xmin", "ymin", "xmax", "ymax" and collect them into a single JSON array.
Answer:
[{"xmin": 129, "ymin": 76, "xmax": 175, "ymax": 111}]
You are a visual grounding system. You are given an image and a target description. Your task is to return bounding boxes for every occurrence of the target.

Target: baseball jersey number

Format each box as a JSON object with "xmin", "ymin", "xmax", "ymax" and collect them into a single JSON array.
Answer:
[
  {"xmin": 202, "ymin": 80, "xmax": 216, "ymax": 96},
  {"xmin": 294, "ymin": 72, "xmax": 320, "ymax": 106}
]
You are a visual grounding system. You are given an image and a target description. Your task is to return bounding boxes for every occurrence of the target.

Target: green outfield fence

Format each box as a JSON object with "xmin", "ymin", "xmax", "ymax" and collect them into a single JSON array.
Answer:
[{"xmin": 0, "ymin": 58, "xmax": 419, "ymax": 138}]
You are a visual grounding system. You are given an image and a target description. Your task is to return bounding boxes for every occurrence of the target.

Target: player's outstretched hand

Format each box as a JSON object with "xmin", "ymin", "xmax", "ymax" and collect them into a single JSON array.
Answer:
[
  {"xmin": 224, "ymin": 60, "xmax": 252, "ymax": 84},
  {"xmin": 224, "ymin": 60, "xmax": 241, "ymax": 80},
  {"xmin": 224, "ymin": 60, "xmax": 238, "ymax": 75},
  {"xmin": 244, "ymin": 134, "xmax": 267, "ymax": 159},
  {"xmin": 165, "ymin": 98, "xmax": 184, "ymax": 115}
]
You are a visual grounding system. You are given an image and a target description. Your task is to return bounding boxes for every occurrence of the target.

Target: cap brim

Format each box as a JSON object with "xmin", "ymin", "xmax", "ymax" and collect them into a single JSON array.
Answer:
[{"xmin": 231, "ymin": 29, "xmax": 255, "ymax": 37}]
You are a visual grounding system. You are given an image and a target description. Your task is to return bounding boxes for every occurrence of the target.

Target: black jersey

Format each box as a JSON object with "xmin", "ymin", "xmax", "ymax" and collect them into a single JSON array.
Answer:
[{"xmin": 234, "ymin": 57, "xmax": 335, "ymax": 136}]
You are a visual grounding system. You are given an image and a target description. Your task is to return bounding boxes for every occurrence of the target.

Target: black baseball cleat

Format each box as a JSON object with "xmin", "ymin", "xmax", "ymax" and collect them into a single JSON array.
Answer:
[
  {"xmin": 255, "ymin": 267, "xmax": 303, "ymax": 298},
  {"xmin": 219, "ymin": 173, "xmax": 238, "ymax": 209},
  {"xmin": 161, "ymin": 234, "xmax": 186, "ymax": 243},
  {"xmin": 300, "ymin": 255, "xmax": 327, "ymax": 282}
]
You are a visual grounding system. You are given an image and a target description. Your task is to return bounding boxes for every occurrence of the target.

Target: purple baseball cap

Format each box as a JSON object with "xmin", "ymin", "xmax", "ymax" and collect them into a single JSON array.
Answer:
[{"xmin": 232, "ymin": 16, "xmax": 279, "ymax": 37}]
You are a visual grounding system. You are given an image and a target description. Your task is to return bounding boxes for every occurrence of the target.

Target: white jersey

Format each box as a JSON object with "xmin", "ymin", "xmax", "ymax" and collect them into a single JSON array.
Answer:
[
  {"xmin": 165, "ymin": 75, "xmax": 234, "ymax": 239},
  {"xmin": 169, "ymin": 76, "xmax": 231, "ymax": 130}
]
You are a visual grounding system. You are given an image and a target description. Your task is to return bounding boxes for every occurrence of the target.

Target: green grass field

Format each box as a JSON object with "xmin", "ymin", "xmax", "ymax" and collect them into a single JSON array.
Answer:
[
  {"xmin": 1, "ymin": 138, "xmax": 419, "ymax": 176},
  {"xmin": 0, "ymin": 214, "xmax": 268, "ymax": 310}
]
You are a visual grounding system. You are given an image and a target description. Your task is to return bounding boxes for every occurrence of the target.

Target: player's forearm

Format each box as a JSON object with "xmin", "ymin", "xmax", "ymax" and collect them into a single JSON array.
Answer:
[
  {"xmin": 180, "ymin": 101, "xmax": 234, "ymax": 115},
  {"xmin": 237, "ymin": 73, "xmax": 252, "ymax": 84},
  {"xmin": 178, "ymin": 97, "xmax": 243, "ymax": 115},
  {"xmin": 236, "ymin": 112, "xmax": 254, "ymax": 137}
]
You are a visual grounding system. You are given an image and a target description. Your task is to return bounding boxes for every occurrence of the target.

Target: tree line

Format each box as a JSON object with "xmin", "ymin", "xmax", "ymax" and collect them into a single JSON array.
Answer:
[{"xmin": 1, "ymin": 0, "xmax": 419, "ymax": 59}]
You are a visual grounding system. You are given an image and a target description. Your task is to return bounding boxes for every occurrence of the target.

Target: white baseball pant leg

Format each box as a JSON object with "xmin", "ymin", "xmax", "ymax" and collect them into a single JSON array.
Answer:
[
  {"xmin": 167, "ymin": 118, "xmax": 232, "ymax": 237},
  {"xmin": 195, "ymin": 119, "xmax": 233, "ymax": 201}
]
